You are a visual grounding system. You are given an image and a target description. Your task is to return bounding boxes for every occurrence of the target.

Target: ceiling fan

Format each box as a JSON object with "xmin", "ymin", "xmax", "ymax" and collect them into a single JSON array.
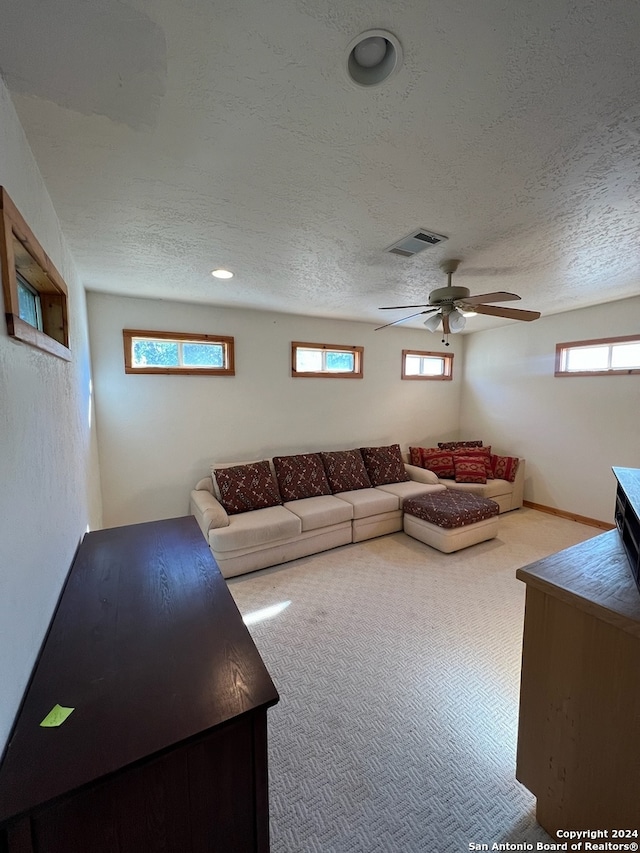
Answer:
[{"xmin": 375, "ymin": 259, "xmax": 541, "ymax": 341}]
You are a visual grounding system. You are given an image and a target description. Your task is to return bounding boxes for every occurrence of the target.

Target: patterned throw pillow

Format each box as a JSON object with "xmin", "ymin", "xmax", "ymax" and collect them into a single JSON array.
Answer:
[
  {"xmin": 214, "ymin": 461, "xmax": 282, "ymax": 515},
  {"xmin": 272, "ymin": 453, "xmax": 331, "ymax": 501},
  {"xmin": 421, "ymin": 448, "xmax": 456, "ymax": 479},
  {"xmin": 452, "ymin": 445, "xmax": 493, "ymax": 479},
  {"xmin": 491, "ymin": 454, "xmax": 520, "ymax": 483},
  {"xmin": 453, "ymin": 455, "xmax": 488, "ymax": 484},
  {"xmin": 320, "ymin": 450, "xmax": 371, "ymax": 493},
  {"xmin": 408, "ymin": 446, "xmax": 424, "ymax": 467},
  {"xmin": 360, "ymin": 444, "xmax": 409, "ymax": 486},
  {"xmin": 438, "ymin": 440, "xmax": 483, "ymax": 450}
]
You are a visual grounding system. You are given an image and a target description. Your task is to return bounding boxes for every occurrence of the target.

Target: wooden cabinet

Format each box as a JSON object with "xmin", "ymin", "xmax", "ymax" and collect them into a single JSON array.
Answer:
[
  {"xmin": 0, "ymin": 517, "xmax": 279, "ymax": 852},
  {"xmin": 516, "ymin": 528, "xmax": 640, "ymax": 833},
  {"xmin": 614, "ymin": 466, "xmax": 640, "ymax": 591}
]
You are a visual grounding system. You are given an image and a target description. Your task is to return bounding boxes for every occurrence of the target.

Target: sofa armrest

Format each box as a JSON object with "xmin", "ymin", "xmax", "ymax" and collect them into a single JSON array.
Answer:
[
  {"xmin": 510, "ymin": 458, "xmax": 525, "ymax": 508},
  {"xmin": 190, "ymin": 488, "xmax": 230, "ymax": 539},
  {"xmin": 404, "ymin": 463, "xmax": 440, "ymax": 485}
]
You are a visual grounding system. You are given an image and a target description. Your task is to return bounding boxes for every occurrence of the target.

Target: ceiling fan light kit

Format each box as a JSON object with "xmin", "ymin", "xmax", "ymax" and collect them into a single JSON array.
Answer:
[{"xmin": 376, "ymin": 258, "xmax": 541, "ymax": 335}]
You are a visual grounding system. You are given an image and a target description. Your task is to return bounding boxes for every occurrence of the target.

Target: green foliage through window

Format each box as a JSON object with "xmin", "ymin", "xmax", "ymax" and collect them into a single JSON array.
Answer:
[{"xmin": 124, "ymin": 330, "xmax": 234, "ymax": 375}]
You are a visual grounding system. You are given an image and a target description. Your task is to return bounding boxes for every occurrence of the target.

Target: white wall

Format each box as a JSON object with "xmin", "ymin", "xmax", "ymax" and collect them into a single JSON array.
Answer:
[
  {"xmin": 0, "ymin": 79, "xmax": 102, "ymax": 752},
  {"xmin": 460, "ymin": 296, "xmax": 640, "ymax": 523},
  {"xmin": 87, "ymin": 292, "xmax": 464, "ymax": 527}
]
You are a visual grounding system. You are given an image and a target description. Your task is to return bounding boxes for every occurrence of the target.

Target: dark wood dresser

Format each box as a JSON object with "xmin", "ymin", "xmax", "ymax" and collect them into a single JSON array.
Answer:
[{"xmin": 0, "ymin": 516, "xmax": 279, "ymax": 852}]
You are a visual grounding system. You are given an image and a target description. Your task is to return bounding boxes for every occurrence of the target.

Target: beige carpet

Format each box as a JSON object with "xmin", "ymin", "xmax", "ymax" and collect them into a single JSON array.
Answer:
[{"xmin": 228, "ymin": 508, "xmax": 600, "ymax": 853}]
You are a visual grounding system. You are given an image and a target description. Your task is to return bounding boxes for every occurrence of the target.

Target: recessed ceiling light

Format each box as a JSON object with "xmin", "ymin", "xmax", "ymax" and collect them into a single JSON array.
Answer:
[
  {"xmin": 345, "ymin": 29, "xmax": 403, "ymax": 88},
  {"xmin": 211, "ymin": 268, "xmax": 233, "ymax": 279}
]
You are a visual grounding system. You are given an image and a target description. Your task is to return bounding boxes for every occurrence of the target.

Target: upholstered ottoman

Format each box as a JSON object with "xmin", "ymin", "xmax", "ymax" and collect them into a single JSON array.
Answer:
[{"xmin": 403, "ymin": 491, "xmax": 499, "ymax": 553}]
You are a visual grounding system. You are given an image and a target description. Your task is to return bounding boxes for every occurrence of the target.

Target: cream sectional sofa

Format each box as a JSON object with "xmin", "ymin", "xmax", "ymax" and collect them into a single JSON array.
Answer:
[
  {"xmin": 190, "ymin": 445, "xmax": 525, "ymax": 578},
  {"xmin": 191, "ymin": 450, "xmax": 446, "ymax": 578}
]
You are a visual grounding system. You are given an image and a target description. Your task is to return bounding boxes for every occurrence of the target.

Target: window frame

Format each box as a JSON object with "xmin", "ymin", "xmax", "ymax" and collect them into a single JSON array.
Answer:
[
  {"xmin": 401, "ymin": 349, "xmax": 454, "ymax": 381},
  {"xmin": 0, "ymin": 187, "xmax": 70, "ymax": 360},
  {"xmin": 123, "ymin": 329, "xmax": 235, "ymax": 375},
  {"xmin": 555, "ymin": 335, "xmax": 640, "ymax": 377},
  {"xmin": 291, "ymin": 341, "xmax": 364, "ymax": 379}
]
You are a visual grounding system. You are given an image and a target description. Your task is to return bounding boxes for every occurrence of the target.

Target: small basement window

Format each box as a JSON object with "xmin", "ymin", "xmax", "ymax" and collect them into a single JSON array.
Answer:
[
  {"xmin": 402, "ymin": 349, "xmax": 453, "ymax": 380},
  {"xmin": 123, "ymin": 330, "xmax": 235, "ymax": 375},
  {"xmin": 291, "ymin": 341, "xmax": 364, "ymax": 378},
  {"xmin": 1, "ymin": 187, "xmax": 70, "ymax": 360},
  {"xmin": 555, "ymin": 335, "xmax": 640, "ymax": 377}
]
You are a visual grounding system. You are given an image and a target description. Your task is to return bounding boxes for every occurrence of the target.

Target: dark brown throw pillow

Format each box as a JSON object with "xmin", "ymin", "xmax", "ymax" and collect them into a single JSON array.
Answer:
[
  {"xmin": 320, "ymin": 450, "xmax": 372, "ymax": 493},
  {"xmin": 360, "ymin": 444, "xmax": 410, "ymax": 486},
  {"xmin": 214, "ymin": 461, "xmax": 282, "ymax": 515},
  {"xmin": 438, "ymin": 440, "xmax": 483, "ymax": 450},
  {"xmin": 272, "ymin": 453, "xmax": 331, "ymax": 501}
]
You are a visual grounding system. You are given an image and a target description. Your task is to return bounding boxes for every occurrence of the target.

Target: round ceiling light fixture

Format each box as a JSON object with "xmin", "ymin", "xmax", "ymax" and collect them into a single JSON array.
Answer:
[
  {"xmin": 346, "ymin": 29, "xmax": 403, "ymax": 88},
  {"xmin": 211, "ymin": 268, "xmax": 234, "ymax": 279}
]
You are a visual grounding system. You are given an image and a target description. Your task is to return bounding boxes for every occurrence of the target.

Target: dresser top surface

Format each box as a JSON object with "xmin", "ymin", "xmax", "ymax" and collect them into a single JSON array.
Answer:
[
  {"xmin": 0, "ymin": 516, "xmax": 279, "ymax": 822},
  {"xmin": 516, "ymin": 529, "xmax": 640, "ymax": 636},
  {"xmin": 613, "ymin": 466, "xmax": 640, "ymax": 513}
]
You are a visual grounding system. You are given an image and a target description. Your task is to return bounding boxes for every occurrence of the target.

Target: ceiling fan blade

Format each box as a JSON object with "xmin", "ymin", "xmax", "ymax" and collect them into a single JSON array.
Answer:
[
  {"xmin": 442, "ymin": 313, "xmax": 451, "ymax": 335},
  {"xmin": 471, "ymin": 304, "xmax": 541, "ymax": 321},
  {"xmin": 374, "ymin": 309, "xmax": 437, "ymax": 331},
  {"xmin": 459, "ymin": 291, "xmax": 521, "ymax": 306},
  {"xmin": 379, "ymin": 303, "xmax": 431, "ymax": 310}
]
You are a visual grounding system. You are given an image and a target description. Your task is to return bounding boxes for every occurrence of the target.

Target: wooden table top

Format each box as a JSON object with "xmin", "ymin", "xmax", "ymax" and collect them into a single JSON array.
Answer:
[
  {"xmin": 516, "ymin": 529, "xmax": 640, "ymax": 638},
  {"xmin": 0, "ymin": 516, "xmax": 279, "ymax": 822}
]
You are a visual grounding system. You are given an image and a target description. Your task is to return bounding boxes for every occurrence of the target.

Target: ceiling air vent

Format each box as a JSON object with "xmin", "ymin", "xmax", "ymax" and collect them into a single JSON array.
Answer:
[{"xmin": 386, "ymin": 228, "xmax": 448, "ymax": 257}]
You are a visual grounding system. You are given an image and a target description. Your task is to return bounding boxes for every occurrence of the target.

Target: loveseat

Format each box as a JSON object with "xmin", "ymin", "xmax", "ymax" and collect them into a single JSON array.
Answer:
[{"xmin": 190, "ymin": 443, "xmax": 525, "ymax": 578}]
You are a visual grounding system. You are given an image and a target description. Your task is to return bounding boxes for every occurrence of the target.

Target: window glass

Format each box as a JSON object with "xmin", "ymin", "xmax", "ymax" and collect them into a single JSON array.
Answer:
[
  {"xmin": 16, "ymin": 274, "xmax": 42, "ymax": 330},
  {"xmin": 555, "ymin": 336, "xmax": 640, "ymax": 376},
  {"xmin": 326, "ymin": 351, "xmax": 354, "ymax": 371},
  {"xmin": 611, "ymin": 343, "xmax": 640, "ymax": 369},
  {"xmin": 296, "ymin": 349, "xmax": 323, "ymax": 372},
  {"xmin": 565, "ymin": 346, "xmax": 608, "ymax": 372},
  {"xmin": 292, "ymin": 342, "xmax": 363, "ymax": 378},
  {"xmin": 132, "ymin": 339, "xmax": 179, "ymax": 368},
  {"xmin": 402, "ymin": 349, "xmax": 453, "ymax": 380},
  {"xmin": 182, "ymin": 342, "xmax": 224, "ymax": 367}
]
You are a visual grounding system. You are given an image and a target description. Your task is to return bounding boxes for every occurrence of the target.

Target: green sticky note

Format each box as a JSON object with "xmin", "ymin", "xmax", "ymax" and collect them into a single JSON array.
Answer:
[{"xmin": 40, "ymin": 704, "xmax": 75, "ymax": 727}]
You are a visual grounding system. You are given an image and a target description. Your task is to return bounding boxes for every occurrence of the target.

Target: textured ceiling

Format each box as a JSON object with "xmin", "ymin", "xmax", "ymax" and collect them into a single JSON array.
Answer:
[{"xmin": 1, "ymin": 0, "xmax": 639, "ymax": 332}]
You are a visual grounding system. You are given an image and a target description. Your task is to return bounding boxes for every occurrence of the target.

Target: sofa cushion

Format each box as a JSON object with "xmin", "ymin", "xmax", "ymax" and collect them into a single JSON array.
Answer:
[
  {"xmin": 421, "ymin": 448, "xmax": 455, "ymax": 479},
  {"xmin": 320, "ymin": 450, "xmax": 371, "ymax": 493},
  {"xmin": 491, "ymin": 454, "xmax": 520, "ymax": 482},
  {"xmin": 376, "ymin": 481, "xmax": 447, "ymax": 501},
  {"xmin": 360, "ymin": 444, "xmax": 409, "ymax": 486},
  {"xmin": 438, "ymin": 440, "xmax": 483, "ymax": 450},
  {"xmin": 335, "ymin": 487, "xmax": 400, "ymax": 517},
  {"xmin": 453, "ymin": 455, "xmax": 487, "ymax": 484},
  {"xmin": 209, "ymin": 504, "xmax": 301, "ymax": 552},
  {"xmin": 284, "ymin": 495, "xmax": 353, "ymax": 532},
  {"xmin": 214, "ymin": 461, "xmax": 282, "ymax": 515},
  {"xmin": 439, "ymin": 478, "xmax": 512, "ymax": 498},
  {"xmin": 404, "ymin": 491, "xmax": 499, "ymax": 529},
  {"xmin": 273, "ymin": 453, "xmax": 331, "ymax": 501}
]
